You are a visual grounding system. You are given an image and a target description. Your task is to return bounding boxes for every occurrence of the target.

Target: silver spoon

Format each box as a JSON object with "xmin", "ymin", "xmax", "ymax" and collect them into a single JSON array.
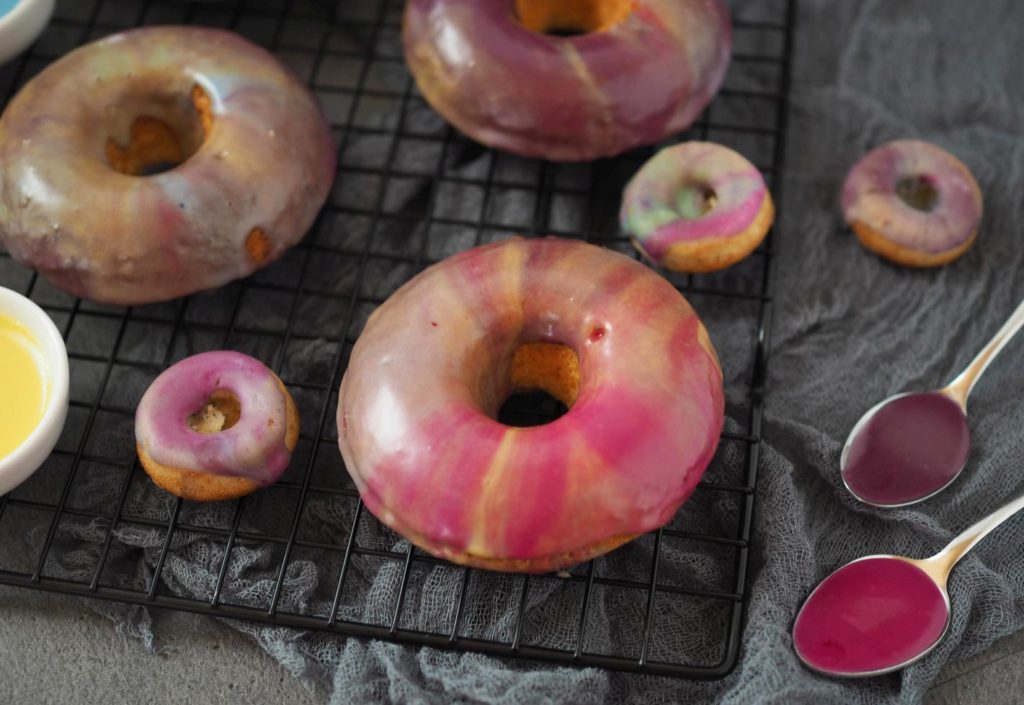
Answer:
[
  {"xmin": 793, "ymin": 489, "xmax": 1024, "ymax": 677},
  {"xmin": 841, "ymin": 297, "xmax": 1024, "ymax": 507}
]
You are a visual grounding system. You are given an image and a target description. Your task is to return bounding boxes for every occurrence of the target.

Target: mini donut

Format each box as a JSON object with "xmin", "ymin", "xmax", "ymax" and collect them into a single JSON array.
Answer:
[
  {"xmin": 403, "ymin": 0, "xmax": 731, "ymax": 161},
  {"xmin": 621, "ymin": 142, "xmax": 775, "ymax": 273},
  {"xmin": 841, "ymin": 139, "xmax": 983, "ymax": 267},
  {"xmin": 338, "ymin": 237, "xmax": 724, "ymax": 573},
  {"xmin": 135, "ymin": 351, "xmax": 300, "ymax": 502},
  {"xmin": 0, "ymin": 26, "xmax": 335, "ymax": 304}
]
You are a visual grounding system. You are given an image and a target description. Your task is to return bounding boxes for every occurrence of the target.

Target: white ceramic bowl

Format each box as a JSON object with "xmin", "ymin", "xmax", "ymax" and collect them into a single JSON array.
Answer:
[
  {"xmin": 0, "ymin": 0, "xmax": 54, "ymax": 66},
  {"xmin": 0, "ymin": 286, "xmax": 69, "ymax": 496}
]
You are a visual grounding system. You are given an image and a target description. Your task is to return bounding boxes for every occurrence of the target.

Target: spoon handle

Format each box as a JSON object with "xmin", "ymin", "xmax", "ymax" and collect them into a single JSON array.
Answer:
[
  {"xmin": 925, "ymin": 491, "xmax": 1024, "ymax": 582},
  {"xmin": 944, "ymin": 297, "xmax": 1024, "ymax": 407}
]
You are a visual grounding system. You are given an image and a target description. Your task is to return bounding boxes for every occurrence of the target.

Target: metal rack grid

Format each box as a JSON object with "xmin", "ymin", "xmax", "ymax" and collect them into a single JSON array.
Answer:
[{"xmin": 0, "ymin": 0, "xmax": 794, "ymax": 679}]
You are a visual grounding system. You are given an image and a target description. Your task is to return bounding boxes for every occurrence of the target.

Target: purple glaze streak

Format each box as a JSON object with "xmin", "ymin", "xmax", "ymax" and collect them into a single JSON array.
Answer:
[
  {"xmin": 621, "ymin": 142, "xmax": 768, "ymax": 260},
  {"xmin": 842, "ymin": 392, "xmax": 970, "ymax": 506},
  {"xmin": 135, "ymin": 351, "xmax": 291, "ymax": 485},
  {"xmin": 841, "ymin": 139, "xmax": 983, "ymax": 253},
  {"xmin": 403, "ymin": 0, "xmax": 731, "ymax": 161},
  {"xmin": 0, "ymin": 26, "xmax": 336, "ymax": 304},
  {"xmin": 793, "ymin": 557, "xmax": 949, "ymax": 675}
]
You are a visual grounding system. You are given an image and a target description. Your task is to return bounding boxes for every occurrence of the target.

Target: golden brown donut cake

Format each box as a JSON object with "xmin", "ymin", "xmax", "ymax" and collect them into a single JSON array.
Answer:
[
  {"xmin": 841, "ymin": 140, "xmax": 983, "ymax": 267},
  {"xmin": 621, "ymin": 142, "xmax": 775, "ymax": 273},
  {"xmin": 136, "ymin": 352, "xmax": 299, "ymax": 502}
]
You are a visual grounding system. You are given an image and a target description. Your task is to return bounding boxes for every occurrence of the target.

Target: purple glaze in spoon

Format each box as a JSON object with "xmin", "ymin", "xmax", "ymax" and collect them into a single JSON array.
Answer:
[
  {"xmin": 842, "ymin": 298, "xmax": 1024, "ymax": 507},
  {"xmin": 794, "ymin": 489, "xmax": 1024, "ymax": 677}
]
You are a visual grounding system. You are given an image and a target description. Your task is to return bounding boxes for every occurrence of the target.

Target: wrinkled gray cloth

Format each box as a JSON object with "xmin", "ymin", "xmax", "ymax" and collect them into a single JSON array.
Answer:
[{"xmin": 5, "ymin": 0, "xmax": 1024, "ymax": 703}]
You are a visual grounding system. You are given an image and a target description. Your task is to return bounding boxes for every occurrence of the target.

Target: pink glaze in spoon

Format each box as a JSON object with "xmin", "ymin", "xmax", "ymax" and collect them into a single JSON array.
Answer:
[
  {"xmin": 842, "ymin": 298, "xmax": 1024, "ymax": 507},
  {"xmin": 793, "ymin": 490, "xmax": 1024, "ymax": 677}
]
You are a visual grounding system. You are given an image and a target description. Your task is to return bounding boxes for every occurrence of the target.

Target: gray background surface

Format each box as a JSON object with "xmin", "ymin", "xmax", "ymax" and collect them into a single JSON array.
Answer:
[{"xmin": 5, "ymin": 0, "xmax": 1024, "ymax": 703}]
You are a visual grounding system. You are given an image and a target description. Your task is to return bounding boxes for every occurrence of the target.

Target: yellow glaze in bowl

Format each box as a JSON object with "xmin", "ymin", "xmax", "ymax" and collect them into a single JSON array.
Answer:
[{"xmin": 0, "ymin": 313, "xmax": 46, "ymax": 459}]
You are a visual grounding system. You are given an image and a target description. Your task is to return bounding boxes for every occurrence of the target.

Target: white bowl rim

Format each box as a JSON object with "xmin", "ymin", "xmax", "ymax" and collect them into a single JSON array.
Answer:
[
  {"xmin": 0, "ymin": 0, "xmax": 46, "ymax": 32},
  {"xmin": 0, "ymin": 285, "xmax": 70, "ymax": 476}
]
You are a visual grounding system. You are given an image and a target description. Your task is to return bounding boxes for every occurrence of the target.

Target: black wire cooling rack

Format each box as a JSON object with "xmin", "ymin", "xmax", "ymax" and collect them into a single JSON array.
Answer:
[{"xmin": 0, "ymin": 0, "xmax": 795, "ymax": 679}]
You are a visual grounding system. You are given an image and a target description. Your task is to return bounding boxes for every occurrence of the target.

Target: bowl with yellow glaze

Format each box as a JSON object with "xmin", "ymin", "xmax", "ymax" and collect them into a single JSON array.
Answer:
[{"xmin": 0, "ymin": 286, "xmax": 68, "ymax": 495}]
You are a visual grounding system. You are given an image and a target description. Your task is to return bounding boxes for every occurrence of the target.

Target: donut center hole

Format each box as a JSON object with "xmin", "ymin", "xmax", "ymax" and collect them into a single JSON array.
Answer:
[
  {"xmin": 676, "ymin": 183, "xmax": 718, "ymax": 219},
  {"xmin": 515, "ymin": 0, "xmax": 633, "ymax": 35},
  {"xmin": 105, "ymin": 84, "xmax": 213, "ymax": 176},
  {"xmin": 896, "ymin": 175, "xmax": 939, "ymax": 212},
  {"xmin": 498, "ymin": 343, "xmax": 579, "ymax": 427},
  {"xmin": 188, "ymin": 390, "xmax": 241, "ymax": 434}
]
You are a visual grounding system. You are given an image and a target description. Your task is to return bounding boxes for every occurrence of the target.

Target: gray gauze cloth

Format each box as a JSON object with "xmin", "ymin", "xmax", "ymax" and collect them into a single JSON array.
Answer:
[{"xmin": 12, "ymin": 0, "xmax": 1024, "ymax": 703}]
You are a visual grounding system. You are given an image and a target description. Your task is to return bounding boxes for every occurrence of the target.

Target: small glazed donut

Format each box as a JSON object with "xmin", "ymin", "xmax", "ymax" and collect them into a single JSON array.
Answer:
[
  {"xmin": 621, "ymin": 142, "xmax": 775, "ymax": 273},
  {"xmin": 403, "ymin": 0, "xmax": 731, "ymax": 161},
  {"xmin": 135, "ymin": 351, "xmax": 300, "ymax": 502},
  {"xmin": 841, "ymin": 139, "xmax": 983, "ymax": 267},
  {"xmin": 0, "ymin": 26, "xmax": 335, "ymax": 304},
  {"xmin": 338, "ymin": 238, "xmax": 724, "ymax": 573}
]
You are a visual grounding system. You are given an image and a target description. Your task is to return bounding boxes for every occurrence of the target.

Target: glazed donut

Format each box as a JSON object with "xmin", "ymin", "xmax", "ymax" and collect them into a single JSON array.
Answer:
[
  {"xmin": 135, "ymin": 351, "xmax": 300, "ymax": 502},
  {"xmin": 338, "ymin": 238, "xmax": 724, "ymax": 573},
  {"xmin": 621, "ymin": 142, "xmax": 775, "ymax": 273},
  {"xmin": 841, "ymin": 139, "xmax": 983, "ymax": 267},
  {"xmin": 0, "ymin": 26, "xmax": 335, "ymax": 304},
  {"xmin": 403, "ymin": 0, "xmax": 731, "ymax": 161}
]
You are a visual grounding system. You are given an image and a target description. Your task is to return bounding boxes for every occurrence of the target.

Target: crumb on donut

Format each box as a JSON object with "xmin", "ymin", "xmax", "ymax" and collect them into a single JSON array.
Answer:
[
  {"xmin": 105, "ymin": 116, "xmax": 185, "ymax": 176},
  {"xmin": 510, "ymin": 342, "xmax": 580, "ymax": 408},
  {"xmin": 191, "ymin": 84, "xmax": 214, "ymax": 137},
  {"xmin": 246, "ymin": 228, "xmax": 273, "ymax": 264}
]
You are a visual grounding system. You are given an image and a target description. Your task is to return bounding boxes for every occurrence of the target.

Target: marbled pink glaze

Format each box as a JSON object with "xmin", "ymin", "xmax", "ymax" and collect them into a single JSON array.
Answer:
[
  {"xmin": 403, "ymin": 0, "xmax": 732, "ymax": 161},
  {"xmin": 0, "ymin": 26, "xmax": 336, "ymax": 304},
  {"xmin": 841, "ymin": 139, "xmax": 983, "ymax": 254},
  {"xmin": 135, "ymin": 351, "xmax": 291, "ymax": 485},
  {"xmin": 621, "ymin": 141, "xmax": 768, "ymax": 261},
  {"xmin": 337, "ymin": 238, "xmax": 725, "ymax": 571}
]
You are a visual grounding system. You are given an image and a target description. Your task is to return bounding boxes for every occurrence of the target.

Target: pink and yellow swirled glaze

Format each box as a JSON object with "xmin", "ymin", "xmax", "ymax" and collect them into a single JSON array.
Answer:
[
  {"xmin": 621, "ymin": 141, "xmax": 774, "ymax": 272},
  {"xmin": 841, "ymin": 139, "xmax": 983, "ymax": 267},
  {"xmin": 403, "ymin": 0, "xmax": 732, "ymax": 161},
  {"xmin": 338, "ymin": 238, "xmax": 725, "ymax": 573},
  {"xmin": 136, "ymin": 351, "xmax": 292, "ymax": 486},
  {"xmin": 0, "ymin": 26, "xmax": 335, "ymax": 304}
]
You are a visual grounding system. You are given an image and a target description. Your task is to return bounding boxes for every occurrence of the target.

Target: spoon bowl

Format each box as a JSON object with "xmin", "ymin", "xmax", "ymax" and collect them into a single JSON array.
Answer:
[
  {"xmin": 793, "ymin": 555, "xmax": 951, "ymax": 677},
  {"xmin": 841, "ymin": 391, "xmax": 970, "ymax": 507},
  {"xmin": 841, "ymin": 297, "xmax": 1024, "ymax": 506},
  {"xmin": 793, "ymin": 488, "xmax": 1024, "ymax": 677}
]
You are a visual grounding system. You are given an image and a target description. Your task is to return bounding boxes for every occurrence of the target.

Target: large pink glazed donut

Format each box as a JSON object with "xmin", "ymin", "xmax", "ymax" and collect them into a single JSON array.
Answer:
[
  {"xmin": 0, "ymin": 26, "xmax": 335, "ymax": 304},
  {"xmin": 338, "ymin": 238, "xmax": 725, "ymax": 573},
  {"xmin": 403, "ymin": 0, "xmax": 732, "ymax": 161},
  {"xmin": 135, "ymin": 351, "xmax": 300, "ymax": 502}
]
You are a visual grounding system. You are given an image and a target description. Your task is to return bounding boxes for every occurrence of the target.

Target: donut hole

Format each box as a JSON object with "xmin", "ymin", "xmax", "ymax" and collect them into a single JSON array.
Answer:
[
  {"xmin": 105, "ymin": 84, "xmax": 213, "ymax": 176},
  {"xmin": 515, "ymin": 0, "xmax": 633, "ymax": 35},
  {"xmin": 896, "ymin": 175, "xmax": 939, "ymax": 212},
  {"xmin": 676, "ymin": 182, "xmax": 718, "ymax": 219},
  {"xmin": 499, "ymin": 391, "xmax": 568, "ymax": 427},
  {"xmin": 499, "ymin": 342, "xmax": 579, "ymax": 427},
  {"xmin": 188, "ymin": 390, "xmax": 241, "ymax": 434}
]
